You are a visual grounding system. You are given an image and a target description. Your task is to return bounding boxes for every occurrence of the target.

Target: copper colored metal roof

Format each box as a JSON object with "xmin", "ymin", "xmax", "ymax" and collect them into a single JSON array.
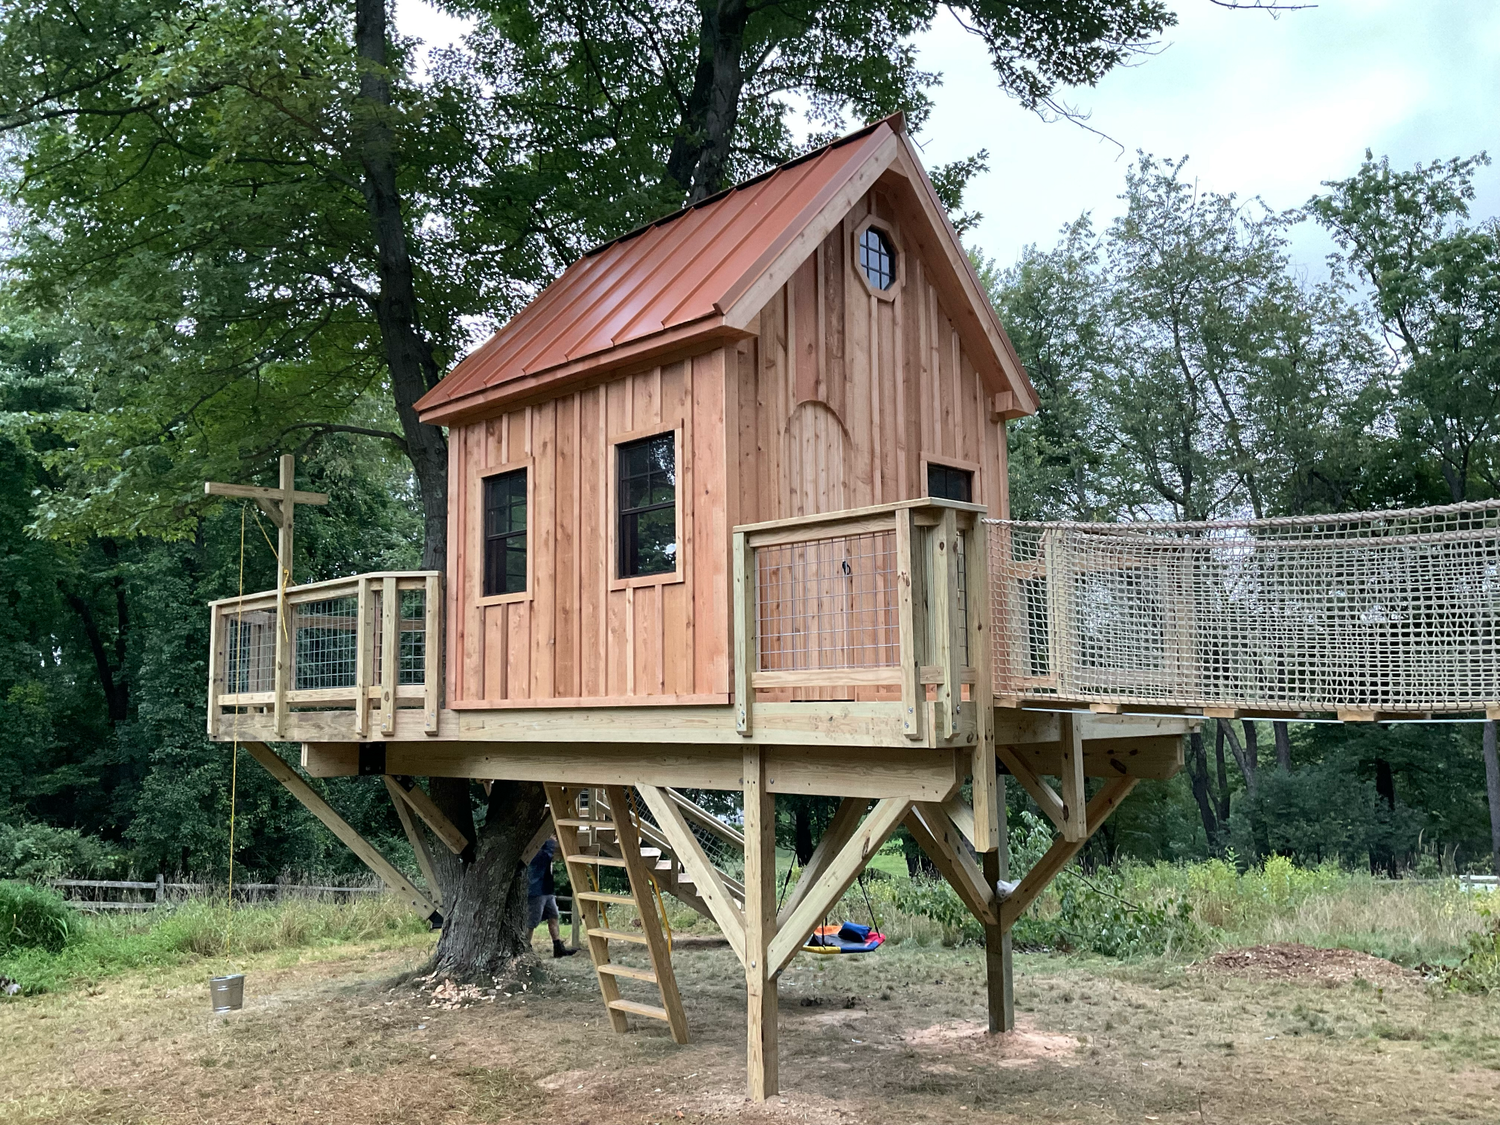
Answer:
[{"xmin": 417, "ymin": 115, "xmax": 1035, "ymax": 425}]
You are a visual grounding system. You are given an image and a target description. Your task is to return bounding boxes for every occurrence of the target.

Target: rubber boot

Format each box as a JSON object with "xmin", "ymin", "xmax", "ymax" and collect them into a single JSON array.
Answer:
[{"xmin": 553, "ymin": 939, "xmax": 577, "ymax": 958}]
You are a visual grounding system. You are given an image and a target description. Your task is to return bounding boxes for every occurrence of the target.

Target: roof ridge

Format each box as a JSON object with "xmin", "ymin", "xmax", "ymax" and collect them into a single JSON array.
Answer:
[{"xmin": 581, "ymin": 114, "xmax": 903, "ymax": 260}]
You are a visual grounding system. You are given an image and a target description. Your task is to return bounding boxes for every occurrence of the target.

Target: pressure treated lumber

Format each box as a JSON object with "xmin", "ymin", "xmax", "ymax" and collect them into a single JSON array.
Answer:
[
  {"xmin": 743, "ymin": 748, "xmax": 778, "ymax": 1101},
  {"xmin": 636, "ymin": 783, "xmax": 747, "ymax": 965},
  {"xmin": 241, "ymin": 742, "xmax": 437, "ymax": 921},
  {"xmin": 905, "ymin": 803, "xmax": 996, "ymax": 925}
]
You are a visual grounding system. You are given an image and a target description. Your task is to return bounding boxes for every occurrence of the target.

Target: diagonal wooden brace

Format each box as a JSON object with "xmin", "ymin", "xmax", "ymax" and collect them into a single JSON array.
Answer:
[
  {"xmin": 905, "ymin": 803, "xmax": 997, "ymax": 926},
  {"xmin": 636, "ymin": 783, "xmax": 748, "ymax": 966},
  {"xmin": 777, "ymin": 797, "xmax": 867, "ymax": 927},
  {"xmin": 387, "ymin": 776, "xmax": 470, "ymax": 856},
  {"xmin": 241, "ymin": 742, "xmax": 439, "ymax": 923},
  {"xmin": 998, "ymin": 776, "xmax": 1138, "ymax": 930}
]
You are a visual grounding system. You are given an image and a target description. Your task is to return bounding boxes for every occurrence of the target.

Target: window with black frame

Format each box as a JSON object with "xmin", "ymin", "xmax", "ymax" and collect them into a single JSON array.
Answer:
[
  {"xmin": 617, "ymin": 433, "xmax": 677, "ymax": 578},
  {"xmin": 927, "ymin": 462, "xmax": 973, "ymax": 503},
  {"xmin": 859, "ymin": 226, "xmax": 896, "ymax": 290},
  {"xmin": 483, "ymin": 468, "xmax": 527, "ymax": 596}
]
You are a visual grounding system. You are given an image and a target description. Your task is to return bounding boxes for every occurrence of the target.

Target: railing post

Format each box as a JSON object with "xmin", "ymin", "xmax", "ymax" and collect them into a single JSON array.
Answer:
[
  {"xmin": 206, "ymin": 604, "xmax": 223, "ymax": 737},
  {"xmin": 354, "ymin": 576, "xmax": 372, "ymax": 736},
  {"xmin": 1043, "ymin": 528, "xmax": 1068, "ymax": 700},
  {"xmin": 932, "ymin": 507, "xmax": 961, "ymax": 740},
  {"xmin": 734, "ymin": 530, "xmax": 755, "ymax": 736},
  {"xmin": 966, "ymin": 517, "xmax": 998, "ymax": 851},
  {"xmin": 273, "ymin": 592, "xmax": 290, "ymax": 738},
  {"xmin": 380, "ymin": 575, "xmax": 398, "ymax": 735},
  {"xmin": 424, "ymin": 573, "xmax": 442, "ymax": 733},
  {"xmin": 895, "ymin": 508, "xmax": 923, "ymax": 740}
]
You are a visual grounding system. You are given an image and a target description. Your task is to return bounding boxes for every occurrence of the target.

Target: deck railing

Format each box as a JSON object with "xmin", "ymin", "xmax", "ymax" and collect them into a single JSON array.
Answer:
[
  {"xmin": 732, "ymin": 499, "xmax": 991, "ymax": 740},
  {"xmin": 207, "ymin": 571, "xmax": 442, "ymax": 738},
  {"xmin": 988, "ymin": 502, "xmax": 1500, "ymax": 715}
]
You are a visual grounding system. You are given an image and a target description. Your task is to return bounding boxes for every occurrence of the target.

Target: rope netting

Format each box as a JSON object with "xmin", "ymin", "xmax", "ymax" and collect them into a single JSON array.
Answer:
[{"xmin": 986, "ymin": 501, "xmax": 1500, "ymax": 714}]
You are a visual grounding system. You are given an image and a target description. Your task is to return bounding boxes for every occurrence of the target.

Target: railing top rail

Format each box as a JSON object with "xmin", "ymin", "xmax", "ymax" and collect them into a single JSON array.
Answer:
[
  {"xmin": 734, "ymin": 497, "xmax": 986, "ymax": 537},
  {"xmin": 983, "ymin": 498, "xmax": 1500, "ymax": 537},
  {"xmin": 208, "ymin": 569, "xmax": 441, "ymax": 609}
]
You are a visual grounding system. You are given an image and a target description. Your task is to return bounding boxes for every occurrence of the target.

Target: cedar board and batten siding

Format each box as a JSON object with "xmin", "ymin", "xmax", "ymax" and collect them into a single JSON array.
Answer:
[
  {"xmin": 446, "ymin": 350, "xmax": 731, "ymax": 708},
  {"xmin": 445, "ymin": 183, "xmax": 1007, "ymax": 708}
]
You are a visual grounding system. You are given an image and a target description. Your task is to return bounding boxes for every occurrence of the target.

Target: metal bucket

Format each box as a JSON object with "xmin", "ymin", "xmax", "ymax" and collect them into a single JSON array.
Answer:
[{"xmin": 208, "ymin": 973, "xmax": 244, "ymax": 1013}]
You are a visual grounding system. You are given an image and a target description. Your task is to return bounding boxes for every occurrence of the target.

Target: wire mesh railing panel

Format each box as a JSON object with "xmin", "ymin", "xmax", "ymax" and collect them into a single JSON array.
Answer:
[
  {"xmin": 756, "ymin": 531, "xmax": 899, "ymax": 672},
  {"xmin": 373, "ymin": 587, "xmax": 428, "ymax": 688},
  {"xmin": 292, "ymin": 596, "xmax": 359, "ymax": 690},
  {"xmin": 988, "ymin": 501, "xmax": 1500, "ymax": 713},
  {"xmin": 224, "ymin": 609, "xmax": 277, "ymax": 694}
]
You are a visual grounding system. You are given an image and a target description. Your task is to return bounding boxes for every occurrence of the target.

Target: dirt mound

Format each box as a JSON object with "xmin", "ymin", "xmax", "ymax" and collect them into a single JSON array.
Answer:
[{"xmin": 1193, "ymin": 943, "xmax": 1418, "ymax": 986}]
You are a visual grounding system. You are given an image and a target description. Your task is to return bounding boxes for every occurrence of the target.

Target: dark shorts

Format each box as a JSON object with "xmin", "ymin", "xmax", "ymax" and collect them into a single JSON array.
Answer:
[{"xmin": 527, "ymin": 894, "xmax": 560, "ymax": 932}]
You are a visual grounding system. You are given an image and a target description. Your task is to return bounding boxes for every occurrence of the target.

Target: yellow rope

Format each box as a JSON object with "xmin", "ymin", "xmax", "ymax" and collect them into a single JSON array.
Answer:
[{"xmin": 225, "ymin": 504, "xmax": 247, "ymax": 962}]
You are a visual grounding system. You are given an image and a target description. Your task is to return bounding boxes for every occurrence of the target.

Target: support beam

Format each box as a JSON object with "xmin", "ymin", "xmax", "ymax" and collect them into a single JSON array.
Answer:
[
  {"xmin": 636, "ymin": 784, "xmax": 747, "ymax": 966},
  {"xmin": 777, "ymin": 797, "xmax": 867, "ymax": 926},
  {"xmin": 940, "ymin": 794, "xmax": 976, "ymax": 849},
  {"xmin": 241, "ymin": 741, "xmax": 438, "ymax": 922},
  {"xmin": 966, "ymin": 519, "xmax": 998, "ymax": 851},
  {"xmin": 982, "ymin": 775, "xmax": 1013, "ymax": 1032},
  {"xmin": 521, "ymin": 817, "xmax": 554, "ymax": 865},
  {"xmin": 905, "ymin": 804, "xmax": 997, "ymax": 925},
  {"xmin": 383, "ymin": 776, "xmax": 441, "ymax": 906},
  {"xmin": 999, "ymin": 777, "xmax": 1138, "ymax": 929},
  {"xmin": 767, "ymin": 797, "xmax": 913, "ymax": 975},
  {"xmin": 387, "ymin": 776, "xmax": 470, "ymax": 855},
  {"xmin": 995, "ymin": 742, "xmax": 1067, "ymax": 831},
  {"xmin": 743, "ymin": 748, "xmax": 778, "ymax": 1101},
  {"xmin": 1058, "ymin": 712, "xmax": 1087, "ymax": 841}
]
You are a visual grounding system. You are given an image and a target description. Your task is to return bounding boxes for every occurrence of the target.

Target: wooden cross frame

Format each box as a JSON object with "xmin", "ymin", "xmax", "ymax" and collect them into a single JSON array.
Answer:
[{"xmin": 204, "ymin": 454, "xmax": 328, "ymax": 735}]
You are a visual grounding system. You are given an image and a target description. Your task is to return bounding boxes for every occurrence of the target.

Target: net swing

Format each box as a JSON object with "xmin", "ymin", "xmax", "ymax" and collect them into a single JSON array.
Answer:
[{"xmin": 777, "ymin": 849, "xmax": 887, "ymax": 956}]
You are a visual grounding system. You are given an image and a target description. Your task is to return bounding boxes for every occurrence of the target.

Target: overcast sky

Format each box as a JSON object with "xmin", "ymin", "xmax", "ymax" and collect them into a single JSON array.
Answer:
[{"xmin": 396, "ymin": 0, "xmax": 1500, "ymax": 273}]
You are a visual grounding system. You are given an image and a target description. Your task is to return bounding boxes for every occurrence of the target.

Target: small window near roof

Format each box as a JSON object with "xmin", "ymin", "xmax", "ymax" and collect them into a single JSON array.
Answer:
[
  {"xmin": 483, "ymin": 469, "xmax": 527, "ymax": 596},
  {"xmin": 859, "ymin": 227, "xmax": 896, "ymax": 290},
  {"xmin": 927, "ymin": 462, "xmax": 973, "ymax": 504},
  {"xmin": 618, "ymin": 433, "xmax": 677, "ymax": 578}
]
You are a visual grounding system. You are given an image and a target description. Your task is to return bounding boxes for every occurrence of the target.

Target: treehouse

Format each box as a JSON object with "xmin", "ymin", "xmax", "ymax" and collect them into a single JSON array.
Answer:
[{"xmin": 205, "ymin": 115, "xmax": 1500, "ymax": 1101}]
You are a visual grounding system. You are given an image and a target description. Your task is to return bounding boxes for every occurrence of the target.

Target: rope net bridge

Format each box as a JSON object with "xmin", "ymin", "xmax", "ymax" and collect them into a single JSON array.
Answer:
[{"xmin": 987, "ymin": 501, "xmax": 1500, "ymax": 716}]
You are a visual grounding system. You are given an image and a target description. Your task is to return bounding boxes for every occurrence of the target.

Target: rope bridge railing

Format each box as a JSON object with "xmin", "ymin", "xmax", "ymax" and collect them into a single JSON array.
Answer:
[{"xmin": 987, "ymin": 502, "xmax": 1500, "ymax": 715}]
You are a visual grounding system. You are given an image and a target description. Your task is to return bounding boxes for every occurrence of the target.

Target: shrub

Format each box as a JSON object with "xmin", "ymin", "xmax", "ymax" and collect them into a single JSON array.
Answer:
[
  {"xmin": 1444, "ymin": 902, "xmax": 1500, "ymax": 994},
  {"xmin": 0, "ymin": 822, "xmax": 126, "ymax": 881},
  {"xmin": 0, "ymin": 880, "xmax": 72, "ymax": 954}
]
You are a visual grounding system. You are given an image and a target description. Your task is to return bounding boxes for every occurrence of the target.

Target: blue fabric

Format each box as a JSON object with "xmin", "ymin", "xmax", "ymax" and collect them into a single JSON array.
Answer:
[
  {"xmin": 838, "ymin": 921, "xmax": 872, "ymax": 942},
  {"xmin": 528, "ymin": 838, "xmax": 556, "ymax": 897}
]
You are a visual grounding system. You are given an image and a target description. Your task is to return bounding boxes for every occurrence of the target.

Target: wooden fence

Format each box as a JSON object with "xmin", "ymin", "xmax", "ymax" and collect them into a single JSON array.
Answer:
[{"xmin": 47, "ymin": 878, "xmax": 385, "ymax": 911}]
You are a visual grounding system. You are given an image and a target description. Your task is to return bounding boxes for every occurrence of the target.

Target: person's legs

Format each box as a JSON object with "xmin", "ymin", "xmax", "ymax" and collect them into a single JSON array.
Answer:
[
  {"xmin": 526, "ymin": 895, "xmax": 545, "ymax": 936},
  {"xmin": 542, "ymin": 895, "xmax": 574, "ymax": 957}
]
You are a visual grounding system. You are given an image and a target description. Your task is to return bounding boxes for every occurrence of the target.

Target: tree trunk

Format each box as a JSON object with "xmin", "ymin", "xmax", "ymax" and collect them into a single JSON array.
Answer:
[
  {"xmin": 425, "ymin": 778, "xmax": 551, "ymax": 981},
  {"xmin": 353, "ymin": 0, "xmax": 449, "ymax": 571},
  {"xmin": 1373, "ymin": 757, "xmax": 1398, "ymax": 878},
  {"xmin": 1213, "ymin": 721, "xmax": 1232, "ymax": 828},
  {"xmin": 1483, "ymin": 720, "xmax": 1500, "ymax": 878},
  {"xmin": 1273, "ymin": 721, "xmax": 1292, "ymax": 772},
  {"xmin": 1186, "ymin": 732, "xmax": 1219, "ymax": 850},
  {"xmin": 665, "ymin": 0, "xmax": 750, "ymax": 203},
  {"xmin": 792, "ymin": 802, "xmax": 815, "ymax": 867}
]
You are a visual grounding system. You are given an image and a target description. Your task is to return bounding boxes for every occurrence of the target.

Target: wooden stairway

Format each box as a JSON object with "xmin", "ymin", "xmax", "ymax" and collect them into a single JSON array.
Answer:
[
  {"xmin": 545, "ymin": 783, "xmax": 689, "ymax": 1043},
  {"xmin": 592, "ymin": 788, "xmax": 746, "ymax": 921}
]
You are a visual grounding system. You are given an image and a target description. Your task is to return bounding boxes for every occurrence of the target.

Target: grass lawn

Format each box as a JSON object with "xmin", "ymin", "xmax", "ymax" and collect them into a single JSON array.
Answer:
[{"xmin": 4, "ymin": 919, "xmax": 1499, "ymax": 1124}]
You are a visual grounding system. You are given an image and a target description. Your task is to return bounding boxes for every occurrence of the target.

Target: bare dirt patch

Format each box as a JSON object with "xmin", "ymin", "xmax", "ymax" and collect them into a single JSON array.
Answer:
[
  {"xmin": 1191, "ymin": 942, "xmax": 1420, "ymax": 986},
  {"xmin": 902, "ymin": 1016, "xmax": 1079, "ymax": 1067}
]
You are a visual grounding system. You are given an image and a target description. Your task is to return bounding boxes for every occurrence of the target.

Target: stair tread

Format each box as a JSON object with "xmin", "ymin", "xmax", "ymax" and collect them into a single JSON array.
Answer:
[
  {"xmin": 574, "ymin": 891, "xmax": 635, "ymax": 905},
  {"xmin": 566, "ymin": 854, "xmax": 628, "ymax": 867},
  {"xmin": 607, "ymin": 998, "xmax": 672, "ymax": 1021},
  {"xmin": 587, "ymin": 927, "xmax": 650, "ymax": 945},
  {"xmin": 595, "ymin": 963, "xmax": 657, "ymax": 983},
  {"xmin": 554, "ymin": 818, "xmax": 615, "ymax": 829}
]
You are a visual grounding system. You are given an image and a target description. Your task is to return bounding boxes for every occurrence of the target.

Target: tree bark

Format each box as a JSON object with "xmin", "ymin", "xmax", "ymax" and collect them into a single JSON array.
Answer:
[
  {"xmin": 425, "ymin": 777, "xmax": 551, "ymax": 981},
  {"xmin": 665, "ymin": 0, "xmax": 750, "ymax": 203},
  {"xmin": 1373, "ymin": 757, "xmax": 1398, "ymax": 878},
  {"xmin": 1213, "ymin": 720, "xmax": 1232, "ymax": 827},
  {"xmin": 1186, "ymin": 732, "xmax": 1219, "ymax": 850},
  {"xmin": 353, "ymin": 0, "xmax": 448, "ymax": 571},
  {"xmin": 1273, "ymin": 721, "xmax": 1292, "ymax": 772},
  {"xmin": 1482, "ymin": 720, "xmax": 1500, "ymax": 878}
]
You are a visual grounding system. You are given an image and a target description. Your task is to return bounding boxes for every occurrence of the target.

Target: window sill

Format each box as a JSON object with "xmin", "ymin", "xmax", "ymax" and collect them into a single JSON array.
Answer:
[
  {"xmin": 609, "ymin": 569, "xmax": 685, "ymax": 593},
  {"xmin": 478, "ymin": 590, "xmax": 533, "ymax": 607}
]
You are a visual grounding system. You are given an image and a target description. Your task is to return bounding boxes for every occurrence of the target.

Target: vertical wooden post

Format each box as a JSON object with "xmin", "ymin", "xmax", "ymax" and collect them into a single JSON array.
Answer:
[
  {"xmin": 743, "ymin": 747, "xmax": 778, "ymax": 1100},
  {"xmin": 354, "ymin": 576, "xmax": 373, "ymax": 736},
  {"xmin": 206, "ymin": 603, "xmax": 223, "ymax": 737},
  {"xmin": 966, "ymin": 517, "xmax": 997, "ymax": 850},
  {"xmin": 271, "ymin": 454, "xmax": 296, "ymax": 738},
  {"xmin": 380, "ymin": 575, "xmax": 398, "ymax": 735},
  {"xmin": 932, "ymin": 507, "xmax": 961, "ymax": 740},
  {"xmin": 982, "ymin": 775, "xmax": 1014, "ymax": 1032},
  {"xmin": 734, "ymin": 531, "xmax": 756, "ymax": 736},
  {"xmin": 1058, "ymin": 711, "xmax": 1087, "ymax": 842},
  {"xmin": 896, "ymin": 508, "xmax": 923, "ymax": 740},
  {"xmin": 423, "ymin": 573, "xmax": 441, "ymax": 733}
]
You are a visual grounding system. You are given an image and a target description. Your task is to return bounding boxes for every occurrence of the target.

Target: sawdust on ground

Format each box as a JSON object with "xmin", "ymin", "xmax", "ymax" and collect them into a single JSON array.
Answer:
[{"xmin": 1191, "ymin": 942, "xmax": 1420, "ymax": 986}]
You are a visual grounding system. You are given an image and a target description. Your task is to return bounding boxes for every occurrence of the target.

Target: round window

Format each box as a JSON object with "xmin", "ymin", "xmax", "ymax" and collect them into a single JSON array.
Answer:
[{"xmin": 859, "ymin": 226, "xmax": 896, "ymax": 290}]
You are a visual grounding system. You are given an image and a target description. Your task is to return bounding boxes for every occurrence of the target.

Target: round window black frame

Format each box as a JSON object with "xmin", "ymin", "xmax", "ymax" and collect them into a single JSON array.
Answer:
[{"xmin": 859, "ymin": 226, "xmax": 896, "ymax": 291}]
